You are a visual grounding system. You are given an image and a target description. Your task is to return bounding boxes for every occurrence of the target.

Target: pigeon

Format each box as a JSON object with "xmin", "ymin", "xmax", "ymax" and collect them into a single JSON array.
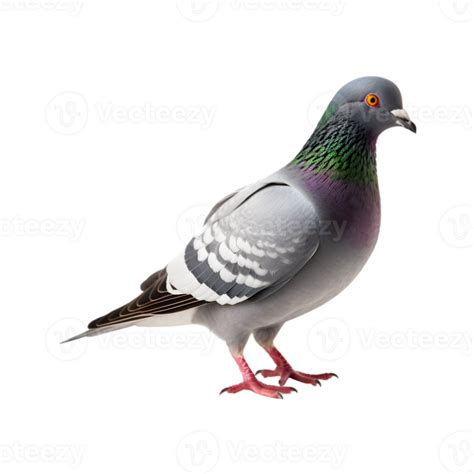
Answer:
[{"xmin": 62, "ymin": 76, "xmax": 416, "ymax": 399}]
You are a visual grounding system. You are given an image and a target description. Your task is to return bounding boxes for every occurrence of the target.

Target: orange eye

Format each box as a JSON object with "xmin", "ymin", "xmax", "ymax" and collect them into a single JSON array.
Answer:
[{"xmin": 365, "ymin": 93, "xmax": 380, "ymax": 107}]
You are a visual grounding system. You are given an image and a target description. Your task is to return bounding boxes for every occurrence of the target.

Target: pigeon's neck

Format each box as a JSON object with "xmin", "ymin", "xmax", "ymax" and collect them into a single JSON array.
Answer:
[{"xmin": 289, "ymin": 113, "xmax": 378, "ymax": 188}]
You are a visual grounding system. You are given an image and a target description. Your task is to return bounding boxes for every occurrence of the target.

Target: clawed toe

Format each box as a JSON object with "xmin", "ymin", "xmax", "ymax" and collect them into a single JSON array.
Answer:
[
  {"xmin": 256, "ymin": 368, "xmax": 281, "ymax": 379},
  {"xmin": 256, "ymin": 366, "xmax": 338, "ymax": 387},
  {"xmin": 219, "ymin": 380, "xmax": 295, "ymax": 399}
]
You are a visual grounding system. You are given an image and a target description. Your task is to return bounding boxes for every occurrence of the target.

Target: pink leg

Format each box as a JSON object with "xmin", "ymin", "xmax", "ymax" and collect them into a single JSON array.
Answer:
[
  {"xmin": 256, "ymin": 346, "xmax": 338, "ymax": 386},
  {"xmin": 220, "ymin": 354, "xmax": 297, "ymax": 399}
]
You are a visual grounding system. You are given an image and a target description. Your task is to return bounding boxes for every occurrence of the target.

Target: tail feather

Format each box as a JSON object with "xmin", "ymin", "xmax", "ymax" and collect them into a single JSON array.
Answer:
[
  {"xmin": 60, "ymin": 322, "xmax": 134, "ymax": 344},
  {"xmin": 60, "ymin": 329, "xmax": 93, "ymax": 344}
]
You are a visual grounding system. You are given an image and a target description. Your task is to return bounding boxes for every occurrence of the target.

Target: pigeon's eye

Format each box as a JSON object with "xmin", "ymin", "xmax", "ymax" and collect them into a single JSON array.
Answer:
[{"xmin": 365, "ymin": 93, "xmax": 380, "ymax": 107}]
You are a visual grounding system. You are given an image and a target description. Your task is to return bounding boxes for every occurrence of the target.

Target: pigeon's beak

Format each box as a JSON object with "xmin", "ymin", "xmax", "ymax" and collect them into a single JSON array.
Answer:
[{"xmin": 391, "ymin": 109, "xmax": 417, "ymax": 133}]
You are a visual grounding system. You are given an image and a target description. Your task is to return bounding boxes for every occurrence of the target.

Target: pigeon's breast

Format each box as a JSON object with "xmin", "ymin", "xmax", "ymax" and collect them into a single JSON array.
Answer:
[
  {"xmin": 266, "ymin": 172, "xmax": 382, "ymax": 319},
  {"xmin": 323, "ymin": 182, "xmax": 380, "ymax": 250},
  {"xmin": 301, "ymin": 172, "xmax": 381, "ymax": 250}
]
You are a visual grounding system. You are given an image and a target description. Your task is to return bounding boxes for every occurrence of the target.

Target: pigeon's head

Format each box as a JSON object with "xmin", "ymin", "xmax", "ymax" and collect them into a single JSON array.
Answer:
[{"xmin": 319, "ymin": 76, "xmax": 416, "ymax": 136}]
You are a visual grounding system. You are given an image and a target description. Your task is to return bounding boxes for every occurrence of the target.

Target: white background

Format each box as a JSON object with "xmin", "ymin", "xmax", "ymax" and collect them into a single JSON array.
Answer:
[{"xmin": 0, "ymin": 1, "xmax": 472, "ymax": 473}]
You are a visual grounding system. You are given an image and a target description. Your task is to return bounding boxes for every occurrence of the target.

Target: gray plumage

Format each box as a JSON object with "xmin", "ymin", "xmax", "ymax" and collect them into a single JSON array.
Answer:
[{"xmin": 62, "ymin": 76, "xmax": 416, "ymax": 397}]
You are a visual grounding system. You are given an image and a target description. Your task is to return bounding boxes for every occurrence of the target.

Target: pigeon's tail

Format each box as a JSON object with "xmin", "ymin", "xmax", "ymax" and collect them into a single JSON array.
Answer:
[
  {"xmin": 60, "ymin": 322, "xmax": 134, "ymax": 344},
  {"xmin": 60, "ymin": 331, "xmax": 89, "ymax": 344},
  {"xmin": 60, "ymin": 268, "xmax": 204, "ymax": 345}
]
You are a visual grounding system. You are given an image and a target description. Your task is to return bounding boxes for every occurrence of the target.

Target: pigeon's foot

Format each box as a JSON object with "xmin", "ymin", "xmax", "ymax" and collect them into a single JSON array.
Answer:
[
  {"xmin": 256, "ymin": 346, "xmax": 338, "ymax": 386},
  {"xmin": 256, "ymin": 367, "xmax": 337, "ymax": 386},
  {"xmin": 220, "ymin": 379, "xmax": 296, "ymax": 399},
  {"xmin": 220, "ymin": 354, "xmax": 297, "ymax": 399}
]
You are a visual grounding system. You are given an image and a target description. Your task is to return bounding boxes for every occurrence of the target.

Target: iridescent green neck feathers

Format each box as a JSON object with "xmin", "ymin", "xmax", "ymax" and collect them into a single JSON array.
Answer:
[{"xmin": 291, "ymin": 111, "xmax": 378, "ymax": 187}]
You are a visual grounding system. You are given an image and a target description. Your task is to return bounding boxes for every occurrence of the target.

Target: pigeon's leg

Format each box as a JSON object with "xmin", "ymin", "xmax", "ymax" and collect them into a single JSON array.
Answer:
[
  {"xmin": 253, "ymin": 325, "xmax": 337, "ymax": 386},
  {"xmin": 219, "ymin": 340, "xmax": 297, "ymax": 399}
]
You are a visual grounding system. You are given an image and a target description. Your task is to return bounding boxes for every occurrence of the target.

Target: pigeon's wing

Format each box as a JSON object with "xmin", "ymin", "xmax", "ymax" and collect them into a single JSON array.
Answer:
[
  {"xmin": 88, "ymin": 181, "xmax": 319, "ymax": 330},
  {"xmin": 138, "ymin": 181, "xmax": 266, "ymax": 291},
  {"xmin": 166, "ymin": 182, "xmax": 320, "ymax": 305},
  {"xmin": 138, "ymin": 188, "xmax": 242, "ymax": 291}
]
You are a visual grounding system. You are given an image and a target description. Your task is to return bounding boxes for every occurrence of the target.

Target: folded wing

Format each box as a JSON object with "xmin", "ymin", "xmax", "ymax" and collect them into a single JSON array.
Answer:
[
  {"xmin": 166, "ymin": 182, "xmax": 320, "ymax": 305},
  {"xmin": 88, "ymin": 181, "xmax": 320, "ymax": 330}
]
